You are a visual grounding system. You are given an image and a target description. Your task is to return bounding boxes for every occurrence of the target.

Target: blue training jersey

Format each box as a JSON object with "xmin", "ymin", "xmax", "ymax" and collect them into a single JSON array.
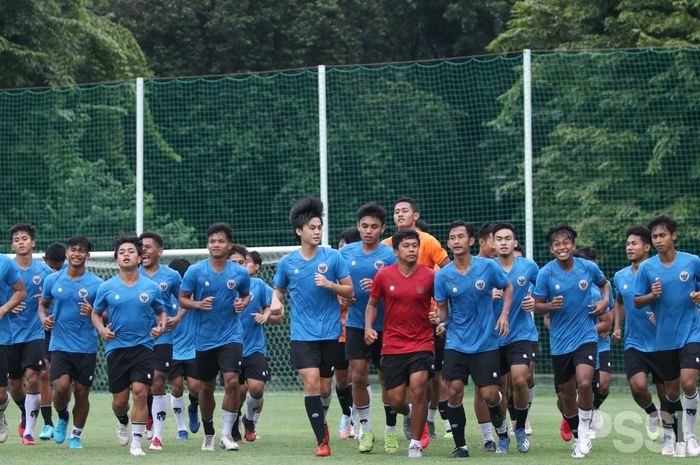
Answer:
[
  {"xmin": 533, "ymin": 257, "xmax": 606, "ymax": 356},
  {"xmin": 635, "ymin": 251, "xmax": 700, "ymax": 350},
  {"xmin": 9, "ymin": 259, "xmax": 52, "ymax": 344},
  {"xmin": 139, "ymin": 265, "xmax": 182, "ymax": 346},
  {"xmin": 615, "ymin": 265, "xmax": 656, "ymax": 352},
  {"xmin": 240, "ymin": 277, "xmax": 273, "ymax": 357},
  {"xmin": 273, "ymin": 247, "xmax": 350, "ymax": 341},
  {"xmin": 340, "ymin": 241, "xmax": 397, "ymax": 331},
  {"xmin": 172, "ymin": 307, "xmax": 196, "ymax": 361},
  {"xmin": 93, "ymin": 275, "xmax": 165, "ymax": 357},
  {"xmin": 493, "ymin": 256, "xmax": 539, "ymax": 346},
  {"xmin": 591, "ymin": 281, "xmax": 613, "ymax": 354},
  {"xmin": 0, "ymin": 255, "xmax": 21, "ymax": 345},
  {"xmin": 42, "ymin": 269, "xmax": 103, "ymax": 353},
  {"xmin": 435, "ymin": 256, "xmax": 508, "ymax": 354},
  {"xmin": 180, "ymin": 259, "xmax": 251, "ymax": 351}
]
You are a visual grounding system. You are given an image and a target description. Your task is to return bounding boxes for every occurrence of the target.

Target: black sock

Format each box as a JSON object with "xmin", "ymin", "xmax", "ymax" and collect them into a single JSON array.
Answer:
[
  {"xmin": 488, "ymin": 402, "xmax": 505, "ymax": 431},
  {"xmin": 438, "ymin": 399, "xmax": 449, "ymax": 421},
  {"xmin": 644, "ymin": 402, "xmax": 658, "ymax": 415},
  {"xmin": 594, "ymin": 392, "xmax": 608, "ymax": 410},
  {"xmin": 232, "ymin": 408, "xmax": 241, "ymax": 440},
  {"xmin": 40, "ymin": 405, "xmax": 53, "ymax": 426},
  {"xmin": 116, "ymin": 414, "xmax": 129, "ymax": 426},
  {"xmin": 447, "ymin": 403, "xmax": 466, "ymax": 448},
  {"xmin": 203, "ymin": 419, "xmax": 215, "ymax": 436},
  {"xmin": 57, "ymin": 408, "xmax": 69, "ymax": 422},
  {"xmin": 513, "ymin": 406, "xmax": 529, "ymax": 430},
  {"xmin": 666, "ymin": 397, "xmax": 683, "ymax": 441},
  {"xmin": 336, "ymin": 384, "xmax": 352, "ymax": 417},
  {"xmin": 565, "ymin": 414, "xmax": 579, "ymax": 439},
  {"xmin": 507, "ymin": 395, "xmax": 516, "ymax": 421},
  {"xmin": 305, "ymin": 395, "xmax": 326, "ymax": 444},
  {"xmin": 188, "ymin": 393, "xmax": 199, "ymax": 409},
  {"xmin": 384, "ymin": 404, "xmax": 397, "ymax": 427},
  {"xmin": 15, "ymin": 399, "xmax": 26, "ymax": 427},
  {"xmin": 147, "ymin": 394, "xmax": 153, "ymax": 421}
]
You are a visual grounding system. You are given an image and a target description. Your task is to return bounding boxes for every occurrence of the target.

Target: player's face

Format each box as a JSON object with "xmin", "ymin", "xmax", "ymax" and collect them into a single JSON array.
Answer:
[
  {"xmin": 550, "ymin": 233, "xmax": 574, "ymax": 262},
  {"xmin": 395, "ymin": 238, "xmax": 419, "ymax": 265},
  {"xmin": 494, "ymin": 228, "xmax": 517, "ymax": 257},
  {"xmin": 229, "ymin": 252, "xmax": 246, "ymax": 266},
  {"xmin": 651, "ymin": 225, "xmax": 676, "ymax": 254},
  {"xmin": 626, "ymin": 234, "xmax": 650, "ymax": 263},
  {"xmin": 393, "ymin": 202, "xmax": 418, "ymax": 229},
  {"xmin": 513, "ymin": 249, "xmax": 524, "ymax": 258},
  {"xmin": 479, "ymin": 234, "xmax": 497, "ymax": 258},
  {"xmin": 66, "ymin": 245, "xmax": 89, "ymax": 268},
  {"xmin": 208, "ymin": 232, "xmax": 232, "ymax": 259},
  {"xmin": 297, "ymin": 217, "xmax": 323, "ymax": 246},
  {"xmin": 245, "ymin": 256, "xmax": 258, "ymax": 277},
  {"xmin": 11, "ymin": 231, "xmax": 35, "ymax": 256},
  {"xmin": 140, "ymin": 237, "xmax": 163, "ymax": 267},
  {"xmin": 358, "ymin": 216, "xmax": 385, "ymax": 247},
  {"xmin": 447, "ymin": 226, "xmax": 474, "ymax": 256},
  {"xmin": 116, "ymin": 242, "xmax": 141, "ymax": 269}
]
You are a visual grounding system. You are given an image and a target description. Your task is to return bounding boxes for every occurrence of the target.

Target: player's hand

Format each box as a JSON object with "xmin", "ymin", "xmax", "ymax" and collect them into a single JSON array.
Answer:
[
  {"xmin": 101, "ymin": 323, "xmax": 115, "ymax": 341},
  {"xmin": 199, "ymin": 296, "xmax": 214, "ymax": 311},
  {"xmin": 151, "ymin": 323, "xmax": 165, "ymax": 338},
  {"xmin": 550, "ymin": 295, "xmax": 564, "ymax": 310},
  {"xmin": 12, "ymin": 301, "xmax": 26, "ymax": 314},
  {"xmin": 611, "ymin": 328, "xmax": 622, "ymax": 343},
  {"xmin": 252, "ymin": 312, "xmax": 269, "ymax": 325},
  {"xmin": 492, "ymin": 288, "xmax": 503, "ymax": 300},
  {"xmin": 495, "ymin": 315, "xmax": 509, "ymax": 337},
  {"xmin": 647, "ymin": 311, "xmax": 656, "ymax": 325},
  {"xmin": 314, "ymin": 273, "xmax": 332, "ymax": 289},
  {"xmin": 35, "ymin": 289, "xmax": 42, "ymax": 302},
  {"xmin": 339, "ymin": 296, "xmax": 355, "ymax": 306},
  {"xmin": 587, "ymin": 299, "xmax": 608, "ymax": 317},
  {"xmin": 79, "ymin": 299, "xmax": 93, "ymax": 317},
  {"xmin": 598, "ymin": 328, "xmax": 610, "ymax": 338},
  {"xmin": 651, "ymin": 277, "xmax": 662, "ymax": 299},
  {"xmin": 690, "ymin": 291, "xmax": 700, "ymax": 305},
  {"xmin": 270, "ymin": 299, "xmax": 284, "ymax": 317},
  {"xmin": 428, "ymin": 311, "xmax": 441, "ymax": 325},
  {"xmin": 521, "ymin": 295, "xmax": 535, "ymax": 312},
  {"xmin": 434, "ymin": 324, "xmax": 446, "ymax": 338},
  {"xmin": 234, "ymin": 294, "xmax": 252, "ymax": 313},
  {"xmin": 165, "ymin": 316, "xmax": 180, "ymax": 330},
  {"xmin": 365, "ymin": 328, "xmax": 378, "ymax": 345},
  {"xmin": 42, "ymin": 314, "xmax": 55, "ymax": 331},
  {"xmin": 359, "ymin": 278, "xmax": 373, "ymax": 292}
]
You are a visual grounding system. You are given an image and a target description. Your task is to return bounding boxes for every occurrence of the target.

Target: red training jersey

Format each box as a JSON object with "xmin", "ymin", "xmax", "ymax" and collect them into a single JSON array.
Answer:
[{"xmin": 370, "ymin": 264, "xmax": 435, "ymax": 355}]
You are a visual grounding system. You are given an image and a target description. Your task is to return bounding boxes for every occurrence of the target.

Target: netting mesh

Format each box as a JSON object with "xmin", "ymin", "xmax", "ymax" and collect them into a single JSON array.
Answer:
[{"xmin": 2, "ymin": 49, "xmax": 700, "ymax": 391}]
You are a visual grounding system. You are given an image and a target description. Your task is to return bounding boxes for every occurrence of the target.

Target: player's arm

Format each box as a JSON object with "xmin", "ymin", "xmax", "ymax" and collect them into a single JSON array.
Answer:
[
  {"xmin": 495, "ymin": 280, "xmax": 513, "ymax": 337},
  {"xmin": 431, "ymin": 300, "xmax": 449, "ymax": 324},
  {"xmin": 596, "ymin": 311, "xmax": 612, "ymax": 337},
  {"xmin": 38, "ymin": 297, "xmax": 54, "ymax": 330},
  {"xmin": 437, "ymin": 257, "xmax": 450, "ymax": 268},
  {"xmin": 178, "ymin": 290, "xmax": 213, "ymax": 311},
  {"xmin": 612, "ymin": 295, "xmax": 624, "ymax": 343},
  {"xmin": 588, "ymin": 279, "xmax": 610, "ymax": 317},
  {"xmin": 0, "ymin": 279, "xmax": 26, "ymax": 320},
  {"xmin": 91, "ymin": 308, "xmax": 114, "ymax": 341},
  {"xmin": 364, "ymin": 296, "xmax": 380, "ymax": 344},
  {"xmin": 533, "ymin": 296, "xmax": 562, "ymax": 314},
  {"xmin": 151, "ymin": 305, "xmax": 167, "ymax": 338},
  {"xmin": 315, "ymin": 274, "xmax": 354, "ymax": 300},
  {"xmin": 270, "ymin": 287, "xmax": 286, "ymax": 318},
  {"xmin": 634, "ymin": 271, "xmax": 659, "ymax": 309}
]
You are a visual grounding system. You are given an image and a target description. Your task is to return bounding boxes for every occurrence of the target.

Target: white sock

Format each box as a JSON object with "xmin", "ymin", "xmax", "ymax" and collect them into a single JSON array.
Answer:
[
  {"xmin": 427, "ymin": 408, "xmax": 437, "ymax": 422},
  {"xmin": 132, "ymin": 422, "xmax": 145, "ymax": 447},
  {"xmin": 367, "ymin": 385, "xmax": 372, "ymax": 398},
  {"xmin": 152, "ymin": 394, "xmax": 167, "ymax": 440},
  {"xmin": 171, "ymin": 394, "xmax": 186, "ymax": 432},
  {"xmin": 0, "ymin": 395, "xmax": 8, "ymax": 413},
  {"xmin": 479, "ymin": 422, "xmax": 494, "ymax": 442},
  {"xmin": 409, "ymin": 438, "xmax": 421, "ymax": 448},
  {"xmin": 684, "ymin": 391, "xmax": 698, "ymax": 439},
  {"xmin": 356, "ymin": 403, "xmax": 372, "ymax": 433},
  {"xmin": 253, "ymin": 411, "xmax": 262, "ymax": 423},
  {"xmin": 579, "ymin": 408, "xmax": 592, "ymax": 438},
  {"xmin": 246, "ymin": 392, "xmax": 263, "ymax": 421},
  {"xmin": 24, "ymin": 393, "xmax": 40, "ymax": 437},
  {"xmin": 223, "ymin": 410, "xmax": 237, "ymax": 438},
  {"xmin": 528, "ymin": 385, "xmax": 536, "ymax": 406},
  {"xmin": 69, "ymin": 426, "xmax": 83, "ymax": 439}
]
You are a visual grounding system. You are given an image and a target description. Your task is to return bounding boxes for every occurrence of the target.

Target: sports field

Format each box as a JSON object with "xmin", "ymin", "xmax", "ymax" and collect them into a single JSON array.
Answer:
[{"xmin": 0, "ymin": 391, "xmax": 670, "ymax": 464}]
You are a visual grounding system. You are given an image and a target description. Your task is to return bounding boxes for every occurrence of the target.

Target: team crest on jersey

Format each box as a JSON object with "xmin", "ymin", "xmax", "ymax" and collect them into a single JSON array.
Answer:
[
  {"xmin": 78, "ymin": 288, "xmax": 88, "ymax": 298},
  {"xmin": 374, "ymin": 260, "xmax": 385, "ymax": 270},
  {"xmin": 517, "ymin": 276, "xmax": 527, "ymax": 287},
  {"xmin": 317, "ymin": 263, "xmax": 328, "ymax": 273},
  {"xmin": 680, "ymin": 271, "xmax": 690, "ymax": 282},
  {"xmin": 226, "ymin": 279, "xmax": 236, "ymax": 289},
  {"xmin": 475, "ymin": 280, "xmax": 485, "ymax": 291},
  {"xmin": 139, "ymin": 292, "xmax": 149, "ymax": 303},
  {"xmin": 417, "ymin": 287, "xmax": 424, "ymax": 295},
  {"xmin": 578, "ymin": 280, "xmax": 589, "ymax": 291},
  {"xmin": 159, "ymin": 282, "xmax": 168, "ymax": 291},
  {"xmin": 32, "ymin": 275, "xmax": 41, "ymax": 285}
]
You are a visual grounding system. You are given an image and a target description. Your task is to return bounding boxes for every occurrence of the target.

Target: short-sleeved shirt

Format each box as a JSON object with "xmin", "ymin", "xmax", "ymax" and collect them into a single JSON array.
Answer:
[
  {"xmin": 139, "ymin": 265, "xmax": 182, "ymax": 346},
  {"xmin": 435, "ymin": 257, "xmax": 508, "ymax": 354},
  {"xmin": 340, "ymin": 242, "xmax": 397, "ymax": 331},
  {"xmin": 273, "ymin": 247, "xmax": 349, "ymax": 341},
  {"xmin": 533, "ymin": 258, "xmax": 606, "ymax": 356},
  {"xmin": 240, "ymin": 277, "xmax": 273, "ymax": 357},
  {"xmin": 590, "ymin": 282, "xmax": 612, "ymax": 353},
  {"xmin": 93, "ymin": 275, "xmax": 165, "ymax": 357},
  {"xmin": 42, "ymin": 269, "xmax": 103, "ymax": 353},
  {"xmin": 180, "ymin": 259, "xmax": 251, "ymax": 351},
  {"xmin": 172, "ymin": 307, "xmax": 196, "ymax": 361},
  {"xmin": 635, "ymin": 251, "xmax": 700, "ymax": 350},
  {"xmin": 492, "ymin": 257, "xmax": 539, "ymax": 346},
  {"xmin": 0, "ymin": 255, "xmax": 21, "ymax": 345},
  {"xmin": 9, "ymin": 259, "xmax": 52, "ymax": 344},
  {"xmin": 614, "ymin": 265, "xmax": 656, "ymax": 352},
  {"xmin": 370, "ymin": 264, "xmax": 435, "ymax": 355},
  {"xmin": 382, "ymin": 230, "xmax": 448, "ymax": 269}
]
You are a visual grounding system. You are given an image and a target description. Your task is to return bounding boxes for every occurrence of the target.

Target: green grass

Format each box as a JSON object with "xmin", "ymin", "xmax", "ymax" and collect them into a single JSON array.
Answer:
[{"xmin": 0, "ymin": 390, "xmax": 674, "ymax": 464}]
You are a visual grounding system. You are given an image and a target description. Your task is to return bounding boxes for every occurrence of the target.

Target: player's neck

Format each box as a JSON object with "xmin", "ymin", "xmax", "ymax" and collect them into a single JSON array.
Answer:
[
  {"xmin": 397, "ymin": 261, "xmax": 418, "ymax": 277},
  {"xmin": 498, "ymin": 253, "xmax": 515, "ymax": 270},
  {"xmin": 658, "ymin": 247, "xmax": 677, "ymax": 264},
  {"xmin": 142, "ymin": 262, "xmax": 160, "ymax": 275},
  {"xmin": 299, "ymin": 243, "xmax": 319, "ymax": 259},
  {"xmin": 118, "ymin": 267, "xmax": 139, "ymax": 285},
  {"xmin": 362, "ymin": 241, "xmax": 380, "ymax": 253},
  {"xmin": 208, "ymin": 256, "xmax": 228, "ymax": 272},
  {"xmin": 630, "ymin": 257, "xmax": 647, "ymax": 274},
  {"xmin": 556, "ymin": 257, "xmax": 574, "ymax": 271},
  {"xmin": 67, "ymin": 264, "xmax": 86, "ymax": 279},
  {"xmin": 14, "ymin": 253, "xmax": 32, "ymax": 269},
  {"xmin": 453, "ymin": 252, "xmax": 472, "ymax": 272}
]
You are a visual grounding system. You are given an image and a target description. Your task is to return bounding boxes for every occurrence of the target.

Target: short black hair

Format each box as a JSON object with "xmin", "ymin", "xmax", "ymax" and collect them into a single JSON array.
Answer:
[
  {"xmin": 112, "ymin": 234, "xmax": 143, "ymax": 259},
  {"xmin": 67, "ymin": 236, "xmax": 93, "ymax": 252},
  {"xmin": 492, "ymin": 222, "xmax": 517, "ymax": 239},
  {"xmin": 573, "ymin": 247, "xmax": 597, "ymax": 261},
  {"xmin": 338, "ymin": 228, "xmax": 361, "ymax": 247},
  {"xmin": 415, "ymin": 219, "xmax": 431, "ymax": 234},
  {"xmin": 394, "ymin": 196, "xmax": 418, "ymax": 212},
  {"xmin": 392, "ymin": 229, "xmax": 420, "ymax": 250},
  {"xmin": 514, "ymin": 243, "xmax": 524, "ymax": 254},
  {"xmin": 547, "ymin": 223, "xmax": 577, "ymax": 244},
  {"xmin": 625, "ymin": 225, "xmax": 652, "ymax": 245},
  {"xmin": 447, "ymin": 220, "xmax": 474, "ymax": 238},
  {"xmin": 357, "ymin": 202, "xmax": 387, "ymax": 225},
  {"xmin": 229, "ymin": 244, "xmax": 249, "ymax": 259},
  {"xmin": 207, "ymin": 222, "xmax": 234, "ymax": 242},
  {"xmin": 44, "ymin": 242, "xmax": 67, "ymax": 261},
  {"xmin": 247, "ymin": 251, "xmax": 262, "ymax": 266},
  {"xmin": 169, "ymin": 258, "xmax": 191, "ymax": 278},
  {"xmin": 9, "ymin": 223, "xmax": 37, "ymax": 240},
  {"xmin": 478, "ymin": 222, "xmax": 494, "ymax": 240},
  {"xmin": 139, "ymin": 231, "xmax": 164, "ymax": 249},
  {"xmin": 290, "ymin": 197, "xmax": 323, "ymax": 239},
  {"xmin": 648, "ymin": 214, "xmax": 677, "ymax": 234}
]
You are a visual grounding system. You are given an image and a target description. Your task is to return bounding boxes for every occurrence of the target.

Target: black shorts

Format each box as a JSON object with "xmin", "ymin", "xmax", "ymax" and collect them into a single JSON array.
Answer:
[
  {"xmin": 624, "ymin": 348, "xmax": 663, "ymax": 384},
  {"xmin": 196, "ymin": 343, "xmax": 243, "ymax": 382},
  {"xmin": 44, "ymin": 331, "xmax": 52, "ymax": 362},
  {"xmin": 8, "ymin": 339, "xmax": 46, "ymax": 379},
  {"xmin": 50, "ymin": 351, "xmax": 96, "ymax": 387},
  {"xmin": 381, "ymin": 351, "xmax": 435, "ymax": 391},
  {"xmin": 290, "ymin": 340, "xmax": 343, "ymax": 378},
  {"xmin": 443, "ymin": 348, "xmax": 501, "ymax": 388},
  {"xmin": 168, "ymin": 358, "xmax": 200, "ymax": 381},
  {"xmin": 107, "ymin": 345, "xmax": 154, "ymax": 393},
  {"xmin": 345, "ymin": 327, "xmax": 382, "ymax": 369},
  {"xmin": 551, "ymin": 342, "xmax": 597, "ymax": 386},
  {"xmin": 336, "ymin": 342, "xmax": 349, "ymax": 371},
  {"xmin": 152, "ymin": 344, "xmax": 173, "ymax": 374},
  {"xmin": 598, "ymin": 350, "xmax": 612, "ymax": 373},
  {"xmin": 499, "ymin": 340, "xmax": 535, "ymax": 375},
  {"xmin": 0, "ymin": 345, "xmax": 9, "ymax": 387},
  {"xmin": 434, "ymin": 333, "xmax": 446, "ymax": 372},
  {"xmin": 529, "ymin": 341, "xmax": 539, "ymax": 362},
  {"xmin": 239, "ymin": 352, "xmax": 271, "ymax": 384},
  {"xmin": 655, "ymin": 343, "xmax": 700, "ymax": 382}
]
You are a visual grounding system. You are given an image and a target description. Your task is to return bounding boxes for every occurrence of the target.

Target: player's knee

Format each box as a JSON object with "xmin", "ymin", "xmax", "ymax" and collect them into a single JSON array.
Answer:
[
  {"xmin": 24, "ymin": 370, "xmax": 40, "ymax": 390},
  {"xmin": 53, "ymin": 378, "xmax": 71, "ymax": 395}
]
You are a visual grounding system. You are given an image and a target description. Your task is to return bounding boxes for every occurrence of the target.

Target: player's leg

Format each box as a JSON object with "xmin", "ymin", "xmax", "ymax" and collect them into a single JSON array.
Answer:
[
  {"xmin": 129, "ymin": 381, "xmax": 150, "ymax": 456},
  {"xmin": 168, "ymin": 363, "xmax": 188, "ymax": 439},
  {"xmin": 442, "ymin": 349, "xmax": 469, "ymax": 458},
  {"xmin": 21, "ymin": 365, "xmax": 42, "ymax": 445},
  {"xmin": 218, "ymin": 343, "xmax": 243, "ymax": 451},
  {"xmin": 0, "ymin": 345, "xmax": 10, "ymax": 444},
  {"xmin": 51, "ymin": 372, "xmax": 72, "ymax": 444},
  {"xmin": 406, "ymin": 369, "xmax": 429, "ymax": 458},
  {"xmin": 149, "ymin": 344, "xmax": 172, "ymax": 450},
  {"xmin": 195, "ymin": 347, "xmax": 219, "ymax": 451},
  {"xmin": 573, "ymin": 346, "xmax": 596, "ymax": 454},
  {"xmin": 69, "ymin": 381, "xmax": 90, "ymax": 448},
  {"xmin": 39, "ymin": 353, "xmax": 54, "ymax": 440},
  {"xmin": 474, "ymin": 390, "xmax": 495, "ymax": 451},
  {"xmin": 510, "ymin": 357, "xmax": 531, "ymax": 452},
  {"xmin": 680, "ymin": 342, "xmax": 700, "ymax": 455}
]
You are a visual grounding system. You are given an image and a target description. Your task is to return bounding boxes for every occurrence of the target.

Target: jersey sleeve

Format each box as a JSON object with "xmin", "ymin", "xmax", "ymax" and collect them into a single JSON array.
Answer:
[
  {"xmin": 489, "ymin": 260, "xmax": 508, "ymax": 289},
  {"xmin": 151, "ymin": 283, "xmax": 166, "ymax": 313},
  {"xmin": 533, "ymin": 267, "xmax": 549, "ymax": 299},
  {"xmin": 334, "ymin": 251, "xmax": 350, "ymax": 280},
  {"xmin": 89, "ymin": 276, "xmax": 103, "ymax": 305},
  {"xmin": 180, "ymin": 265, "xmax": 197, "ymax": 294},
  {"xmin": 369, "ymin": 269, "xmax": 385, "ymax": 301},
  {"xmin": 0, "ymin": 259, "xmax": 20, "ymax": 288},
  {"xmin": 261, "ymin": 283, "xmax": 273, "ymax": 309},
  {"xmin": 589, "ymin": 261, "xmax": 606, "ymax": 287},
  {"xmin": 434, "ymin": 269, "xmax": 447, "ymax": 304},
  {"xmin": 93, "ymin": 282, "xmax": 108, "ymax": 314},
  {"xmin": 170, "ymin": 271, "xmax": 182, "ymax": 300},
  {"xmin": 527, "ymin": 259, "xmax": 539, "ymax": 285},
  {"xmin": 634, "ymin": 263, "xmax": 651, "ymax": 297},
  {"xmin": 273, "ymin": 257, "xmax": 289, "ymax": 289},
  {"xmin": 237, "ymin": 271, "xmax": 251, "ymax": 296},
  {"xmin": 41, "ymin": 273, "xmax": 56, "ymax": 300},
  {"xmin": 613, "ymin": 272, "xmax": 622, "ymax": 300},
  {"xmin": 427, "ymin": 236, "xmax": 448, "ymax": 266}
]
